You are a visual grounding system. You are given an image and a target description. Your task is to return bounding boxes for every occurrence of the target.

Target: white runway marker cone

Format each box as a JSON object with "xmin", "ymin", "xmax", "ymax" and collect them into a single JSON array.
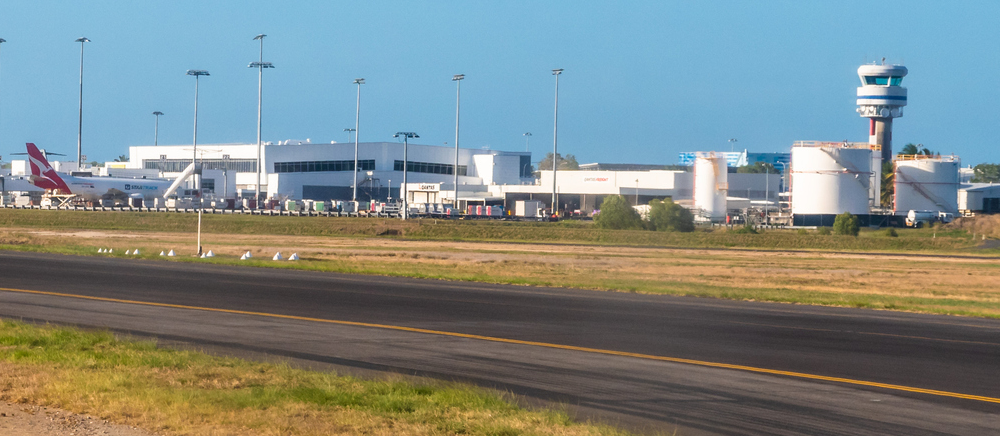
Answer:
[
  {"xmin": 98, "ymin": 248, "xmax": 103, "ymax": 253},
  {"xmin": 159, "ymin": 251, "xmax": 166, "ymax": 256},
  {"xmin": 289, "ymin": 253, "xmax": 299, "ymax": 261},
  {"xmin": 246, "ymin": 251, "xmax": 253, "ymax": 258},
  {"xmin": 240, "ymin": 253, "xmax": 248, "ymax": 260},
  {"xmin": 272, "ymin": 252, "xmax": 283, "ymax": 261},
  {"xmin": 167, "ymin": 250, "xmax": 176, "ymax": 257},
  {"xmin": 125, "ymin": 250, "xmax": 131, "ymax": 255},
  {"xmin": 133, "ymin": 249, "xmax": 140, "ymax": 255},
  {"xmin": 205, "ymin": 250, "xmax": 215, "ymax": 258},
  {"xmin": 200, "ymin": 253, "xmax": 207, "ymax": 258}
]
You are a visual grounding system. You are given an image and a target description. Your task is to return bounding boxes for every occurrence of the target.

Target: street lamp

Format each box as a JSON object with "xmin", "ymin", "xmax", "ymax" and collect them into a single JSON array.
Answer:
[
  {"xmin": 551, "ymin": 68, "xmax": 563, "ymax": 215},
  {"xmin": 344, "ymin": 128, "xmax": 355, "ymax": 143},
  {"xmin": 75, "ymin": 37, "xmax": 90, "ymax": 168},
  {"xmin": 393, "ymin": 132, "xmax": 419, "ymax": 220},
  {"xmin": 523, "ymin": 132, "xmax": 532, "ymax": 152},
  {"xmin": 728, "ymin": 138, "xmax": 737, "ymax": 152},
  {"xmin": 452, "ymin": 74, "xmax": 464, "ymax": 210},
  {"xmin": 352, "ymin": 78, "xmax": 364, "ymax": 201},
  {"xmin": 152, "ymin": 111, "xmax": 164, "ymax": 146},
  {"xmin": 249, "ymin": 34, "xmax": 275, "ymax": 208},
  {"xmin": 187, "ymin": 69, "xmax": 208, "ymax": 255},
  {"xmin": 635, "ymin": 178, "xmax": 640, "ymax": 205}
]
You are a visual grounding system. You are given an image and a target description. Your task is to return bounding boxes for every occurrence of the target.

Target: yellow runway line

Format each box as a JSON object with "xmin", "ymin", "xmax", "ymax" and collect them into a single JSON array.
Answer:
[{"xmin": 2, "ymin": 286, "xmax": 999, "ymax": 405}]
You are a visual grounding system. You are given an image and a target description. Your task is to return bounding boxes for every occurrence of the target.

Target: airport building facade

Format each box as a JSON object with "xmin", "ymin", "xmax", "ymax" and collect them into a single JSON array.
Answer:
[
  {"xmin": 126, "ymin": 141, "xmax": 533, "ymax": 203},
  {"xmin": 121, "ymin": 140, "xmax": 776, "ymax": 213}
]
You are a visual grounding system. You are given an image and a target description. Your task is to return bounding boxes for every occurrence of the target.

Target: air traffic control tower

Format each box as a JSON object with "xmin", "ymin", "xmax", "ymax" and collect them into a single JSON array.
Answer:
[{"xmin": 856, "ymin": 62, "xmax": 907, "ymax": 162}]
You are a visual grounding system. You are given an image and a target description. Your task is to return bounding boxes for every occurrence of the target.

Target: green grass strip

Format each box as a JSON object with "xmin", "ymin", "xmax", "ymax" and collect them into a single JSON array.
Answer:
[{"xmin": 0, "ymin": 320, "xmax": 635, "ymax": 436}]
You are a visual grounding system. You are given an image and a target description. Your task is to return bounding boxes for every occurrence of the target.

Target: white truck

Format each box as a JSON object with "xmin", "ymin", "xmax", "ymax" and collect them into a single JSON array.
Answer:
[
  {"xmin": 515, "ymin": 200, "xmax": 544, "ymax": 218},
  {"xmin": 905, "ymin": 210, "xmax": 953, "ymax": 228}
]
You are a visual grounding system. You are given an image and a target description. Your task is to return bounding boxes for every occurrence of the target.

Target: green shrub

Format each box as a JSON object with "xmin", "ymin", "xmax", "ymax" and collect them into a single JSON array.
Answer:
[
  {"xmin": 593, "ymin": 195, "xmax": 644, "ymax": 230},
  {"xmin": 647, "ymin": 199, "xmax": 695, "ymax": 232},
  {"xmin": 884, "ymin": 227, "xmax": 899, "ymax": 237},
  {"xmin": 817, "ymin": 227, "xmax": 832, "ymax": 235},
  {"xmin": 796, "ymin": 228, "xmax": 809, "ymax": 235},
  {"xmin": 833, "ymin": 212, "xmax": 860, "ymax": 236},
  {"xmin": 732, "ymin": 224, "xmax": 758, "ymax": 234}
]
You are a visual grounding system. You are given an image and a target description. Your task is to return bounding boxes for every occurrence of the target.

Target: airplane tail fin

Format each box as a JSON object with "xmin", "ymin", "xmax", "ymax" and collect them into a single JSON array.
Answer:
[{"xmin": 25, "ymin": 143, "xmax": 71, "ymax": 192}]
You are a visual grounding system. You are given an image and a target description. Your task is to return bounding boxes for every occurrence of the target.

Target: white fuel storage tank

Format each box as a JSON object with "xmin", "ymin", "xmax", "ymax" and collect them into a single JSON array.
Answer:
[
  {"xmin": 693, "ymin": 152, "xmax": 728, "ymax": 221},
  {"xmin": 791, "ymin": 141, "xmax": 873, "ymax": 216},
  {"xmin": 894, "ymin": 156, "xmax": 959, "ymax": 215}
]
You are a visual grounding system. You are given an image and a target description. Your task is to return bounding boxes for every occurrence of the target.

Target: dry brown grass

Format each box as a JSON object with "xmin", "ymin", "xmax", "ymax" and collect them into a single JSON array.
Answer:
[{"xmin": 5, "ymin": 227, "xmax": 1000, "ymax": 317}]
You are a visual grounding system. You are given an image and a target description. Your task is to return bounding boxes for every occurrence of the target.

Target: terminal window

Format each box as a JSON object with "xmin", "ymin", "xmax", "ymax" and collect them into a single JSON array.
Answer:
[
  {"xmin": 144, "ymin": 159, "xmax": 257, "ymax": 172},
  {"xmin": 393, "ymin": 160, "xmax": 468, "ymax": 176},
  {"xmin": 273, "ymin": 159, "xmax": 375, "ymax": 173}
]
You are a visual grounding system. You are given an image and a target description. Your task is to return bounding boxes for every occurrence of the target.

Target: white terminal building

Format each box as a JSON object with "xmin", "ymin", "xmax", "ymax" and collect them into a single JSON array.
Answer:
[{"xmin": 117, "ymin": 139, "xmax": 776, "ymax": 214}]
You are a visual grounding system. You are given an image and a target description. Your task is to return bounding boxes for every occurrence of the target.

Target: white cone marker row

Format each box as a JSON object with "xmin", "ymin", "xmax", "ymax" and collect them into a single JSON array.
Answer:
[{"xmin": 99, "ymin": 248, "xmax": 140, "ymax": 255}]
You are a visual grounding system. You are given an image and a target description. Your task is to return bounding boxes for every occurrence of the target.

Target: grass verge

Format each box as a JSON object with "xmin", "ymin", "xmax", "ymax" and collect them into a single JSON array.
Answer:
[
  {"xmin": 0, "ymin": 320, "xmax": 634, "ymax": 436},
  {"xmin": 0, "ymin": 209, "xmax": 984, "ymax": 252}
]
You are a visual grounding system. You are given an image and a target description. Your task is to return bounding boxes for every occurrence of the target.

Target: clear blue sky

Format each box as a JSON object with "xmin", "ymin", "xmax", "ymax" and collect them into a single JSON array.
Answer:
[{"xmin": 0, "ymin": 1, "xmax": 997, "ymax": 166}]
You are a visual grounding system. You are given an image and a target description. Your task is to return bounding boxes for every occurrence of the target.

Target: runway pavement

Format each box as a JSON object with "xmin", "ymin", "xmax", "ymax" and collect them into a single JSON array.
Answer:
[{"xmin": 0, "ymin": 250, "xmax": 997, "ymax": 435}]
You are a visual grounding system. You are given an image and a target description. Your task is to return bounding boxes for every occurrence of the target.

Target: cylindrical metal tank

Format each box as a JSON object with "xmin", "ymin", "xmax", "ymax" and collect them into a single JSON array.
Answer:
[
  {"xmin": 894, "ymin": 156, "xmax": 959, "ymax": 214},
  {"xmin": 693, "ymin": 153, "xmax": 728, "ymax": 221},
  {"xmin": 791, "ymin": 144, "xmax": 872, "ymax": 216}
]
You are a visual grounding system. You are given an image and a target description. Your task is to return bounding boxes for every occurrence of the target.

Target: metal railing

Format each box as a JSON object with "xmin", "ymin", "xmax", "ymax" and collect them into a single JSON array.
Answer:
[{"xmin": 792, "ymin": 140, "xmax": 876, "ymax": 150}]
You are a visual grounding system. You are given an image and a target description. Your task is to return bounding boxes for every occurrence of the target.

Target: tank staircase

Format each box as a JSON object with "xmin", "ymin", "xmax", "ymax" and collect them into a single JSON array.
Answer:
[{"xmin": 894, "ymin": 171, "xmax": 950, "ymax": 212}]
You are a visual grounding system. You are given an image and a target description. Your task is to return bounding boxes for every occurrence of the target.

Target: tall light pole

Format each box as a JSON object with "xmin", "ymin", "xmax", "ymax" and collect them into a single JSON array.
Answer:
[
  {"xmin": 0, "ymin": 38, "xmax": 6, "ymax": 154},
  {"xmin": 523, "ymin": 132, "xmax": 532, "ymax": 152},
  {"xmin": 75, "ymin": 37, "xmax": 90, "ymax": 168},
  {"xmin": 551, "ymin": 68, "xmax": 563, "ymax": 215},
  {"xmin": 452, "ymin": 74, "xmax": 464, "ymax": 210},
  {"xmin": 765, "ymin": 165, "xmax": 770, "ymax": 223},
  {"xmin": 187, "ymin": 69, "xmax": 209, "ymax": 256},
  {"xmin": 249, "ymin": 34, "xmax": 274, "ymax": 208},
  {"xmin": 187, "ymin": 71, "xmax": 209, "ymax": 169},
  {"xmin": 394, "ymin": 132, "xmax": 418, "ymax": 220},
  {"xmin": 0, "ymin": 35, "xmax": 5, "ymax": 206},
  {"xmin": 728, "ymin": 137, "xmax": 737, "ymax": 152},
  {"xmin": 352, "ymin": 78, "xmax": 364, "ymax": 201},
  {"xmin": 776, "ymin": 161, "xmax": 787, "ymax": 193},
  {"xmin": 344, "ymin": 128, "xmax": 355, "ymax": 143},
  {"xmin": 152, "ymin": 111, "xmax": 163, "ymax": 146}
]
